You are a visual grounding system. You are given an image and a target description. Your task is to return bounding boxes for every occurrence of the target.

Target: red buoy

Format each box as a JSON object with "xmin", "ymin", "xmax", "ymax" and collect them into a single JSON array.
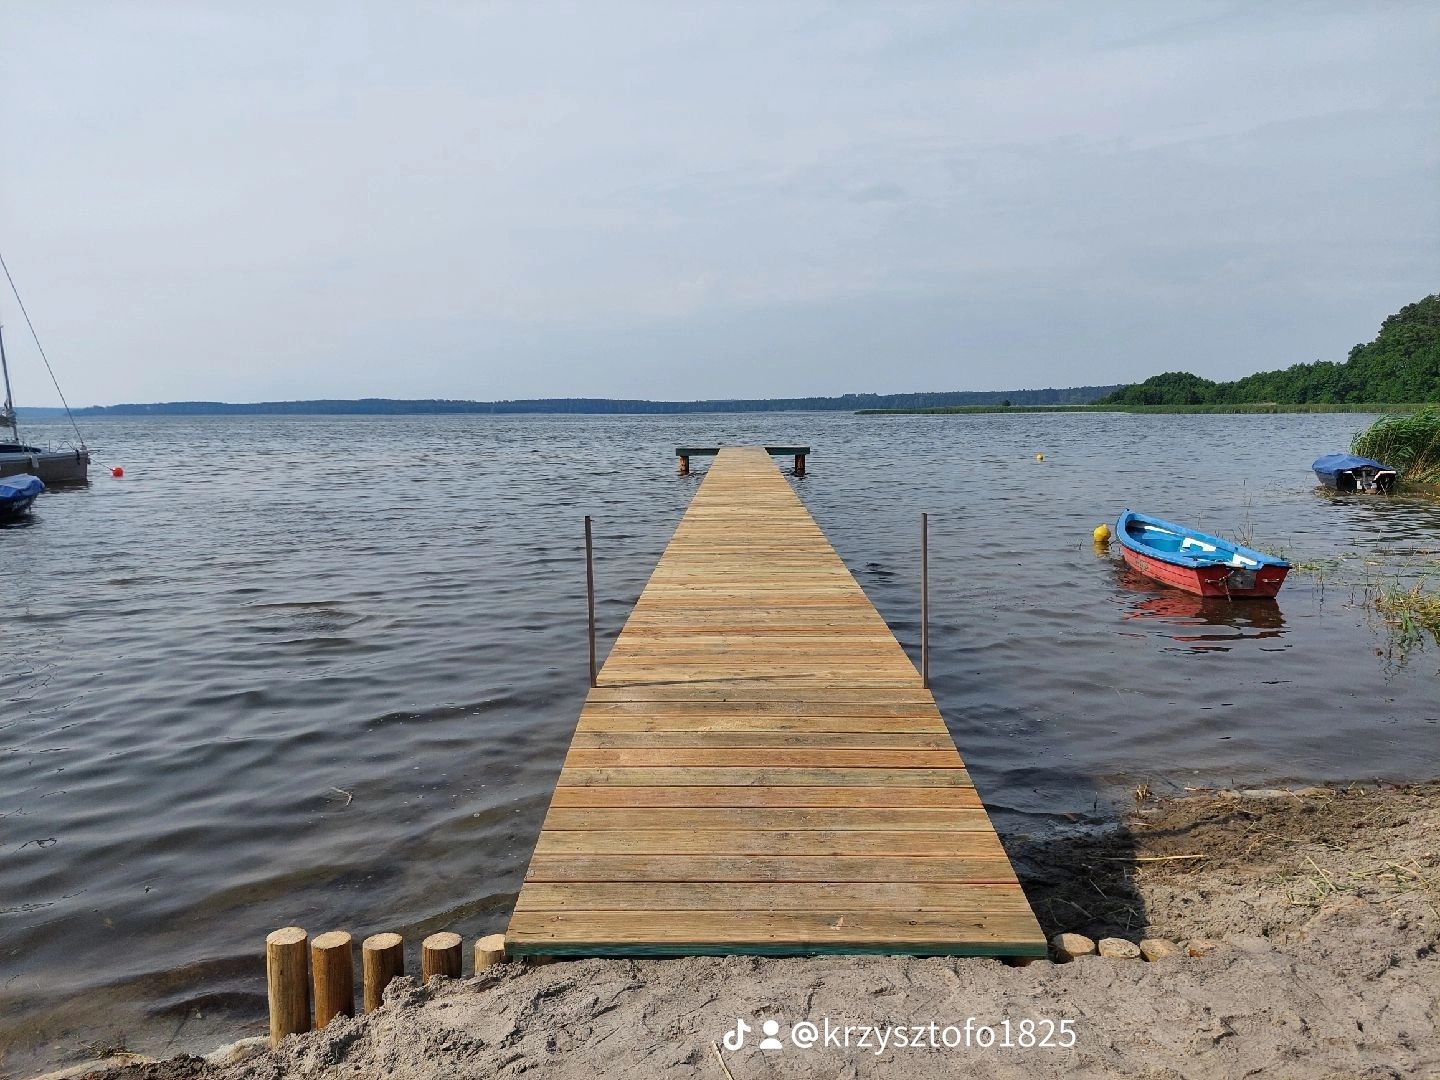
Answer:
[{"xmin": 111, "ymin": 466, "xmax": 124, "ymax": 478}]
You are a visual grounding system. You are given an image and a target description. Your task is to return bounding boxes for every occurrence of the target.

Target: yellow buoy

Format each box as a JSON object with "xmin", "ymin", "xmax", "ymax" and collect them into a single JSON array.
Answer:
[
  {"xmin": 1035, "ymin": 452, "xmax": 1044, "ymax": 462},
  {"xmin": 1093, "ymin": 523, "xmax": 1111, "ymax": 543}
]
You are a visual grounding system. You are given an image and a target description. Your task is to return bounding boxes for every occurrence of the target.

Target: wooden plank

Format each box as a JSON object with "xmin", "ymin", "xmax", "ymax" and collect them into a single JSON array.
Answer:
[
  {"xmin": 536, "ymin": 829, "xmax": 1008, "ymax": 857},
  {"xmin": 514, "ymin": 881, "xmax": 1032, "ymax": 911},
  {"xmin": 507, "ymin": 911, "xmax": 1046, "ymax": 956},
  {"xmin": 506, "ymin": 446, "xmax": 1045, "ymax": 959},
  {"xmin": 569, "ymin": 732, "xmax": 955, "ymax": 750},
  {"xmin": 522, "ymin": 854, "xmax": 1023, "ymax": 884},
  {"xmin": 576, "ymin": 715, "xmax": 951, "ymax": 734},
  {"xmin": 547, "ymin": 786, "xmax": 984, "ymax": 808},
  {"xmin": 582, "ymin": 686, "xmax": 936, "ymax": 703},
  {"xmin": 557, "ymin": 767, "xmax": 975, "ymax": 787},
  {"xmin": 541, "ymin": 807, "xmax": 992, "ymax": 831},
  {"xmin": 562, "ymin": 748, "xmax": 964, "ymax": 769},
  {"xmin": 578, "ymin": 702, "xmax": 946, "ymax": 719}
]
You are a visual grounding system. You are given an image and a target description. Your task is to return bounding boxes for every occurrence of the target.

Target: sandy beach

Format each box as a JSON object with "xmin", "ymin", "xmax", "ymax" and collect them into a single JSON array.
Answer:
[{"xmin": 49, "ymin": 781, "xmax": 1438, "ymax": 1080}]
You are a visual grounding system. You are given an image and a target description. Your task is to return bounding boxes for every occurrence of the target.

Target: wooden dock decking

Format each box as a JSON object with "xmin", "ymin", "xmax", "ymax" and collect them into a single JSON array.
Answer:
[{"xmin": 506, "ymin": 447, "xmax": 1046, "ymax": 958}]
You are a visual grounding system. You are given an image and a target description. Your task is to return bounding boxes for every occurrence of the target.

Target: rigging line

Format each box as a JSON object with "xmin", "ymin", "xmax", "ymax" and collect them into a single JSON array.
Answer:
[{"xmin": 0, "ymin": 247, "xmax": 87, "ymax": 448}]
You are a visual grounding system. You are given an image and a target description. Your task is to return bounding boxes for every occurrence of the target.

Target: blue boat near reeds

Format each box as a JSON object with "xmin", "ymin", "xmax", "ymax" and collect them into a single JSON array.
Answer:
[{"xmin": 1311, "ymin": 453, "xmax": 1397, "ymax": 494}]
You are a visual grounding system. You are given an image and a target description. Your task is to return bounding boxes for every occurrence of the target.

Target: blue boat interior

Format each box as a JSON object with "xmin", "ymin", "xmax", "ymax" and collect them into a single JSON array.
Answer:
[{"xmin": 1118, "ymin": 510, "xmax": 1287, "ymax": 570}]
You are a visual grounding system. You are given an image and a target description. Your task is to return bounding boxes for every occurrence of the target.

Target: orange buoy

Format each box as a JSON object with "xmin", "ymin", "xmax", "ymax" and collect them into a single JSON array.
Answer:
[{"xmin": 111, "ymin": 466, "xmax": 124, "ymax": 478}]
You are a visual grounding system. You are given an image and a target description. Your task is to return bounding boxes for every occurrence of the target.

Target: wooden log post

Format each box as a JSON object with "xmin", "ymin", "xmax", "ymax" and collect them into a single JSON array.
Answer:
[
  {"xmin": 794, "ymin": 453, "xmax": 806, "ymax": 477},
  {"xmin": 421, "ymin": 932, "xmax": 463, "ymax": 980},
  {"xmin": 266, "ymin": 927, "xmax": 311, "ymax": 1046},
  {"xmin": 678, "ymin": 454, "xmax": 690, "ymax": 476},
  {"xmin": 361, "ymin": 932, "xmax": 404, "ymax": 1012},
  {"xmin": 311, "ymin": 930, "xmax": 355, "ymax": 1027},
  {"xmin": 473, "ymin": 933, "xmax": 507, "ymax": 971}
]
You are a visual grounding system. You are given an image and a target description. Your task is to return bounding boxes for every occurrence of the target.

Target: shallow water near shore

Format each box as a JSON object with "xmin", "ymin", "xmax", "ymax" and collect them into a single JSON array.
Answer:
[{"xmin": 2, "ymin": 411, "xmax": 1438, "ymax": 1072}]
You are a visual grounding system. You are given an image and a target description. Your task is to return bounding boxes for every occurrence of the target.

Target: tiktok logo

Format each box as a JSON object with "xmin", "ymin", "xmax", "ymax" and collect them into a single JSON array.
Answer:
[
  {"xmin": 722, "ymin": 1017, "xmax": 786, "ymax": 1052},
  {"xmin": 723, "ymin": 1018, "xmax": 750, "ymax": 1051}
]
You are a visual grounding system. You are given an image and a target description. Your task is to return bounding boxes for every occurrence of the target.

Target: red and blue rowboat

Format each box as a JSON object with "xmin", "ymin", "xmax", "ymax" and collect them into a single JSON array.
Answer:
[{"xmin": 1115, "ymin": 509, "xmax": 1289, "ymax": 598}]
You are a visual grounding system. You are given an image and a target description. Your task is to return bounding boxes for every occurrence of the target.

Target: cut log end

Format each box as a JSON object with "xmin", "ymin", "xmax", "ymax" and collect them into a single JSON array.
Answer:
[
  {"xmin": 422, "ymin": 932, "xmax": 463, "ymax": 980},
  {"xmin": 474, "ymin": 933, "xmax": 508, "ymax": 971}
]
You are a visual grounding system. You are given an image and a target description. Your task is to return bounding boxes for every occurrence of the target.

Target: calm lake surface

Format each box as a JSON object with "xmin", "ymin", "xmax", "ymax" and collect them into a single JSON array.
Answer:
[{"xmin": 3, "ymin": 412, "xmax": 1438, "ymax": 1069}]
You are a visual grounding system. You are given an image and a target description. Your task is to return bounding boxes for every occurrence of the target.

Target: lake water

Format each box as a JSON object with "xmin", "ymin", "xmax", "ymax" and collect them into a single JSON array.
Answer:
[{"xmin": 2, "ymin": 412, "xmax": 1438, "ymax": 1071}]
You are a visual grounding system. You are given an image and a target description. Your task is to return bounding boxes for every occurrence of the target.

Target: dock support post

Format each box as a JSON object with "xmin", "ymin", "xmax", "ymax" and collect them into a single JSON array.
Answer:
[
  {"xmin": 474, "ymin": 933, "xmax": 508, "ymax": 971},
  {"xmin": 678, "ymin": 454, "xmax": 690, "ymax": 475},
  {"xmin": 921, "ymin": 512, "xmax": 929, "ymax": 689},
  {"xmin": 422, "ymin": 932, "xmax": 463, "ymax": 980},
  {"xmin": 585, "ymin": 515, "xmax": 597, "ymax": 688},
  {"xmin": 266, "ymin": 927, "xmax": 311, "ymax": 1046},
  {"xmin": 311, "ymin": 930, "xmax": 355, "ymax": 1027},
  {"xmin": 362, "ymin": 933, "xmax": 404, "ymax": 1012},
  {"xmin": 794, "ymin": 453, "xmax": 806, "ymax": 476}
]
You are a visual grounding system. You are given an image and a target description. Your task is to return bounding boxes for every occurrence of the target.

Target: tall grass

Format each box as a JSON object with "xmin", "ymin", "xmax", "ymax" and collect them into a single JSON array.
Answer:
[{"xmin": 1351, "ymin": 408, "xmax": 1440, "ymax": 487}]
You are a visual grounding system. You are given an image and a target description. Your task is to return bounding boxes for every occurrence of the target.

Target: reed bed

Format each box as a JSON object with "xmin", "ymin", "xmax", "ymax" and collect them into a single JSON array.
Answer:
[{"xmin": 1351, "ymin": 408, "xmax": 1440, "ymax": 487}]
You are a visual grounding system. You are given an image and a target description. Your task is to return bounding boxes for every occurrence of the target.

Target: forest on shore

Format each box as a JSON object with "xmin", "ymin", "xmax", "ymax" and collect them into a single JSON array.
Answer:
[{"xmin": 1098, "ymin": 295, "xmax": 1440, "ymax": 407}]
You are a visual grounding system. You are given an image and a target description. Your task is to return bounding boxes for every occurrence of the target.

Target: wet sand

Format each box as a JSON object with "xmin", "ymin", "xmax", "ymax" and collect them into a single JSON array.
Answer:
[{"xmin": 46, "ymin": 781, "xmax": 1439, "ymax": 1079}]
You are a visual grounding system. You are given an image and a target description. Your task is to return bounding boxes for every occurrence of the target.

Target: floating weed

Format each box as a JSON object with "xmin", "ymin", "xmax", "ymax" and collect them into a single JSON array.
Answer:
[
  {"xmin": 1372, "ymin": 581, "xmax": 1440, "ymax": 650},
  {"xmin": 1284, "ymin": 853, "xmax": 1439, "ymax": 913}
]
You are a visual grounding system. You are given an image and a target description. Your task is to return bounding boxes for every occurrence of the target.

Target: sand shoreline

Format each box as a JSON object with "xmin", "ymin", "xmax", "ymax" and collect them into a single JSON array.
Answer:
[{"xmin": 34, "ymin": 782, "xmax": 1440, "ymax": 1079}]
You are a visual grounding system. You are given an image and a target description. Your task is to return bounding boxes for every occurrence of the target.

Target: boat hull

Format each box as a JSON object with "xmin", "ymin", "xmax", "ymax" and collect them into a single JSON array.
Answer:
[
  {"xmin": 0, "ymin": 448, "xmax": 90, "ymax": 485},
  {"xmin": 1120, "ymin": 544, "xmax": 1288, "ymax": 598},
  {"xmin": 1313, "ymin": 467, "xmax": 1396, "ymax": 494}
]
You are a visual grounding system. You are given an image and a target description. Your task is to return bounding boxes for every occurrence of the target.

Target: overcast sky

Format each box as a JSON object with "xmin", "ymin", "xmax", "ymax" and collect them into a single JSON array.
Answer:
[{"xmin": 2, "ymin": 2, "xmax": 1437, "ymax": 406}]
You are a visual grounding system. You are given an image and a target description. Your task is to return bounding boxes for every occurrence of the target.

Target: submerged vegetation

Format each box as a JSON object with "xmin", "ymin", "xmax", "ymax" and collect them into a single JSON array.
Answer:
[
  {"xmin": 1372, "ymin": 581, "xmax": 1440, "ymax": 652},
  {"xmin": 1097, "ymin": 294, "xmax": 1440, "ymax": 408},
  {"xmin": 1352, "ymin": 408, "xmax": 1440, "ymax": 488}
]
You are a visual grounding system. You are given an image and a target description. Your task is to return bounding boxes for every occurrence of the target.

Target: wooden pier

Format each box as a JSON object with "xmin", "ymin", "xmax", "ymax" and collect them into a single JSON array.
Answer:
[{"xmin": 507, "ymin": 447, "xmax": 1046, "ymax": 959}]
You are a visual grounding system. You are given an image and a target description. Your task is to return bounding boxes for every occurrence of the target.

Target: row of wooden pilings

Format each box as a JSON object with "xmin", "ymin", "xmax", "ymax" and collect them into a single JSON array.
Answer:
[{"xmin": 265, "ymin": 927, "xmax": 509, "ymax": 1046}]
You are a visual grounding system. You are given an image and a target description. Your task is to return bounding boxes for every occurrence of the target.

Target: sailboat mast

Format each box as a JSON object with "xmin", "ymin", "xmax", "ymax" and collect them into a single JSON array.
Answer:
[{"xmin": 0, "ymin": 318, "xmax": 19, "ymax": 443}]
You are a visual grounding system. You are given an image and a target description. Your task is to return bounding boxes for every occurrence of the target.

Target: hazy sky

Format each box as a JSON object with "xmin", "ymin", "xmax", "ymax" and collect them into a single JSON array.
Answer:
[{"xmin": 2, "ymin": 2, "xmax": 1437, "ymax": 406}]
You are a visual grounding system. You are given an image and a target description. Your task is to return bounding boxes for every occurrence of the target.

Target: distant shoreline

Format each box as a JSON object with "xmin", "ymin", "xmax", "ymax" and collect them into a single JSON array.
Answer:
[
  {"xmin": 858, "ymin": 402, "xmax": 1432, "ymax": 415},
  {"xmin": 17, "ymin": 399, "xmax": 1431, "ymax": 420},
  {"xmin": 14, "ymin": 385, "xmax": 1120, "ymax": 420}
]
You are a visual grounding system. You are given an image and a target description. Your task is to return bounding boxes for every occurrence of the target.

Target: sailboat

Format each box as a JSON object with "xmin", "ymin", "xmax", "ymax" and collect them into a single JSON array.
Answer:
[{"xmin": 0, "ymin": 315, "xmax": 91, "ymax": 485}]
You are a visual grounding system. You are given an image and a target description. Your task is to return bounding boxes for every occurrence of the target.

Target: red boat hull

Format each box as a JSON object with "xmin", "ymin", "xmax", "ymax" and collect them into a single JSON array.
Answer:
[{"xmin": 1120, "ymin": 546, "xmax": 1288, "ymax": 598}]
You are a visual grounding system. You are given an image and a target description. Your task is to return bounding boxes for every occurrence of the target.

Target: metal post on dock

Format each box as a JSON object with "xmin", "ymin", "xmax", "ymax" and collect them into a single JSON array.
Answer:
[
  {"xmin": 921, "ymin": 512, "xmax": 929, "ymax": 689},
  {"xmin": 585, "ymin": 515, "xmax": 598, "ymax": 688}
]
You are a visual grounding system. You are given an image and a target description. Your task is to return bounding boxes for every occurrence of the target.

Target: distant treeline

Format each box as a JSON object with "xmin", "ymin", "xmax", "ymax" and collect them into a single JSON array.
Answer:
[
  {"xmin": 1098, "ymin": 295, "xmax": 1440, "ymax": 407},
  {"xmin": 862, "ymin": 402, "xmax": 1429, "ymax": 416},
  {"xmin": 19, "ymin": 385, "xmax": 1121, "ymax": 418}
]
